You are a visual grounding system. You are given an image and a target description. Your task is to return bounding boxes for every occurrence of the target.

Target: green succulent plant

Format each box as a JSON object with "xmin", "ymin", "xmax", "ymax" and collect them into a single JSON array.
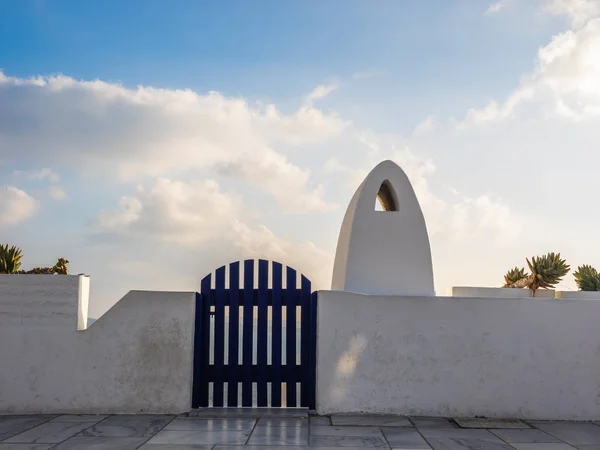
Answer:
[
  {"xmin": 574, "ymin": 265, "xmax": 600, "ymax": 291},
  {"xmin": 0, "ymin": 244, "xmax": 23, "ymax": 274},
  {"xmin": 504, "ymin": 267, "xmax": 527, "ymax": 286},
  {"xmin": 503, "ymin": 252, "xmax": 570, "ymax": 296}
]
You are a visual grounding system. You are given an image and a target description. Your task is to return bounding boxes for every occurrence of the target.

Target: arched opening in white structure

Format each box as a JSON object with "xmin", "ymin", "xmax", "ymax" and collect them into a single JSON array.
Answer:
[{"xmin": 375, "ymin": 180, "xmax": 398, "ymax": 211}]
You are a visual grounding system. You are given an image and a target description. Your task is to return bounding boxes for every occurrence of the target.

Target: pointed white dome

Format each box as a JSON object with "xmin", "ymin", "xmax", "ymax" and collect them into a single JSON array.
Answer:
[{"xmin": 331, "ymin": 160, "xmax": 435, "ymax": 296}]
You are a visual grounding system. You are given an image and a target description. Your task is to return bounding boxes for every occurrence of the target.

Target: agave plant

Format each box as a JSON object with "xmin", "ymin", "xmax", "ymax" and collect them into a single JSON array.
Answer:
[
  {"xmin": 0, "ymin": 244, "xmax": 23, "ymax": 274},
  {"xmin": 503, "ymin": 252, "xmax": 570, "ymax": 296},
  {"xmin": 574, "ymin": 265, "xmax": 600, "ymax": 291},
  {"xmin": 52, "ymin": 258, "xmax": 69, "ymax": 275}
]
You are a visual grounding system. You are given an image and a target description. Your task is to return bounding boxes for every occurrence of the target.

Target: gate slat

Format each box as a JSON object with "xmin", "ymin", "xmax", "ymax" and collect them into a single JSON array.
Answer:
[
  {"xmin": 286, "ymin": 266, "xmax": 297, "ymax": 407},
  {"xmin": 256, "ymin": 259, "xmax": 269, "ymax": 407},
  {"xmin": 242, "ymin": 259, "xmax": 254, "ymax": 407},
  {"xmin": 227, "ymin": 262, "xmax": 240, "ymax": 406},
  {"xmin": 213, "ymin": 266, "xmax": 226, "ymax": 407},
  {"xmin": 271, "ymin": 262, "xmax": 283, "ymax": 407},
  {"xmin": 198, "ymin": 275, "xmax": 212, "ymax": 407},
  {"xmin": 300, "ymin": 275, "xmax": 311, "ymax": 408},
  {"xmin": 309, "ymin": 291, "xmax": 318, "ymax": 410},
  {"xmin": 191, "ymin": 292, "xmax": 203, "ymax": 408}
]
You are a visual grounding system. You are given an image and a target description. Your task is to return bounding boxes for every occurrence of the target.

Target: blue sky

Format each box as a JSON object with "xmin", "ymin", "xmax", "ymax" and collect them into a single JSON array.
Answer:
[{"xmin": 1, "ymin": 0, "xmax": 600, "ymax": 317}]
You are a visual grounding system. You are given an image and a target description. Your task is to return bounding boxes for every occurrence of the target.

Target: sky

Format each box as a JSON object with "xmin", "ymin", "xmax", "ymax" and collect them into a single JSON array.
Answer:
[{"xmin": 1, "ymin": 0, "xmax": 600, "ymax": 318}]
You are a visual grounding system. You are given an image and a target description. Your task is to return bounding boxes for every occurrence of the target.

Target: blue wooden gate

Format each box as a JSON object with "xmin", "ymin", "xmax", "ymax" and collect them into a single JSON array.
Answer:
[{"xmin": 192, "ymin": 259, "xmax": 317, "ymax": 409}]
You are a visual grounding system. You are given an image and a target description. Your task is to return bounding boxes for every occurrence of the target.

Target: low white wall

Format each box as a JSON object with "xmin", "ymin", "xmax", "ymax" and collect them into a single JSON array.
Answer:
[
  {"xmin": 452, "ymin": 286, "xmax": 555, "ymax": 298},
  {"xmin": 0, "ymin": 275, "xmax": 195, "ymax": 414},
  {"xmin": 317, "ymin": 290, "xmax": 600, "ymax": 420}
]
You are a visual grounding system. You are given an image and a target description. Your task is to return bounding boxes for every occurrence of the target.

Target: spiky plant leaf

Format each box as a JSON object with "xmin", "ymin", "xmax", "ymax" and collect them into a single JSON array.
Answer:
[
  {"xmin": 574, "ymin": 265, "xmax": 600, "ymax": 291},
  {"xmin": 526, "ymin": 252, "xmax": 570, "ymax": 291},
  {"xmin": 503, "ymin": 267, "xmax": 528, "ymax": 287},
  {"xmin": 0, "ymin": 244, "xmax": 23, "ymax": 274}
]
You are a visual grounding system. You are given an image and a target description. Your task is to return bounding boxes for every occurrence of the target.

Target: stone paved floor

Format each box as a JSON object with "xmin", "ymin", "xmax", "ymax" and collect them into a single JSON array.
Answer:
[{"xmin": 2, "ymin": 409, "xmax": 600, "ymax": 449}]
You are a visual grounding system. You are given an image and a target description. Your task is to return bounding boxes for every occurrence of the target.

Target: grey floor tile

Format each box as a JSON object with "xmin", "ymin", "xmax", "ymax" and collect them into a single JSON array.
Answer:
[
  {"xmin": 454, "ymin": 418, "xmax": 530, "ymax": 429},
  {"xmin": 417, "ymin": 429, "xmax": 496, "ymax": 439},
  {"xmin": 256, "ymin": 417, "xmax": 308, "ymax": 427},
  {"xmin": 0, "ymin": 417, "xmax": 55, "ymax": 441},
  {"xmin": 310, "ymin": 416, "xmax": 332, "ymax": 426},
  {"xmin": 138, "ymin": 445, "xmax": 213, "ymax": 449},
  {"xmin": 510, "ymin": 445, "xmax": 577, "ymax": 450},
  {"xmin": 411, "ymin": 418, "xmax": 458, "ymax": 430},
  {"xmin": 309, "ymin": 434, "xmax": 389, "ymax": 447},
  {"xmin": 162, "ymin": 418, "xmax": 255, "ymax": 431},
  {"xmin": 382, "ymin": 428, "xmax": 431, "ymax": 448},
  {"xmin": 4, "ymin": 421, "xmax": 92, "ymax": 444},
  {"xmin": 79, "ymin": 415, "xmax": 173, "ymax": 437},
  {"xmin": 426, "ymin": 437, "xmax": 515, "ymax": 449},
  {"xmin": 213, "ymin": 447, "xmax": 343, "ymax": 450},
  {"xmin": 310, "ymin": 425, "xmax": 384, "ymax": 437},
  {"xmin": 146, "ymin": 430, "xmax": 250, "ymax": 445},
  {"xmin": 51, "ymin": 436, "xmax": 149, "ymax": 449},
  {"xmin": 576, "ymin": 447, "xmax": 600, "ymax": 449},
  {"xmin": 0, "ymin": 445, "xmax": 53, "ymax": 450},
  {"xmin": 332, "ymin": 415, "xmax": 412, "ymax": 427},
  {"xmin": 189, "ymin": 408, "xmax": 308, "ymax": 418},
  {"xmin": 246, "ymin": 426, "xmax": 309, "ymax": 446},
  {"xmin": 532, "ymin": 422, "xmax": 600, "ymax": 445},
  {"xmin": 490, "ymin": 428, "xmax": 562, "ymax": 443},
  {"xmin": 49, "ymin": 415, "xmax": 108, "ymax": 423}
]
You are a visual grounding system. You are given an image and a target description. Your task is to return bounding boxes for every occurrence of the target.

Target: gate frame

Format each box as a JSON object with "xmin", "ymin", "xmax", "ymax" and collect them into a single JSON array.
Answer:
[{"xmin": 191, "ymin": 259, "xmax": 317, "ymax": 410}]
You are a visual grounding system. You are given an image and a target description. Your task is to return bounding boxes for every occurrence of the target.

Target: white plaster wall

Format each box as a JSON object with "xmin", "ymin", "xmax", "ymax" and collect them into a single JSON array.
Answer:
[
  {"xmin": 0, "ymin": 278, "xmax": 195, "ymax": 414},
  {"xmin": 556, "ymin": 291, "xmax": 600, "ymax": 299},
  {"xmin": 317, "ymin": 290, "xmax": 600, "ymax": 420},
  {"xmin": 452, "ymin": 286, "xmax": 555, "ymax": 299}
]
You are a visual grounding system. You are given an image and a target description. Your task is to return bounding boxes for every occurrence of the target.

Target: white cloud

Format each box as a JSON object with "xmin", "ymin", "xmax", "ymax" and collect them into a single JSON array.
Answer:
[
  {"xmin": 13, "ymin": 168, "xmax": 60, "ymax": 183},
  {"xmin": 413, "ymin": 115, "xmax": 436, "ymax": 136},
  {"xmin": 460, "ymin": 17, "xmax": 600, "ymax": 126},
  {"xmin": 485, "ymin": 0, "xmax": 512, "ymax": 15},
  {"xmin": 0, "ymin": 186, "xmax": 38, "ymax": 226},
  {"xmin": 304, "ymin": 83, "xmax": 339, "ymax": 105},
  {"xmin": 92, "ymin": 178, "xmax": 243, "ymax": 243},
  {"xmin": 48, "ymin": 186, "xmax": 66, "ymax": 200},
  {"xmin": 540, "ymin": 0, "xmax": 600, "ymax": 27},
  {"xmin": 0, "ymin": 72, "xmax": 346, "ymax": 212}
]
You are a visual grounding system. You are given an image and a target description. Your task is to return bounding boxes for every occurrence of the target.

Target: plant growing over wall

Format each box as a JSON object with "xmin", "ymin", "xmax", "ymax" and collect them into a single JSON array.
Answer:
[
  {"xmin": 503, "ymin": 252, "xmax": 570, "ymax": 296},
  {"xmin": 0, "ymin": 245, "xmax": 71, "ymax": 275},
  {"xmin": 574, "ymin": 265, "xmax": 600, "ymax": 291},
  {"xmin": 0, "ymin": 244, "xmax": 23, "ymax": 274}
]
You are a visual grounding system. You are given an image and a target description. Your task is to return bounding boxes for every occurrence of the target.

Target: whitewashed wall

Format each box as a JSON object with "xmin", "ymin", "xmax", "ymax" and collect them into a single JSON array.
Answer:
[
  {"xmin": 0, "ymin": 275, "xmax": 195, "ymax": 414},
  {"xmin": 317, "ymin": 290, "xmax": 600, "ymax": 420}
]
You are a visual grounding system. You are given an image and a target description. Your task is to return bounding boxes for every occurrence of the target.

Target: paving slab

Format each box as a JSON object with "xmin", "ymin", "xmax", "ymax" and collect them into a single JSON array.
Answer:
[
  {"xmin": 310, "ymin": 425, "xmax": 385, "ymax": 437},
  {"xmin": 425, "ymin": 436, "xmax": 516, "ymax": 450},
  {"xmin": 382, "ymin": 427, "xmax": 431, "ymax": 448},
  {"xmin": 454, "ymin": 418, "xmax": 530, "ymax": 429},
  {"xmin": 139, "ymin": 445, "xmax": 213, "ymax": 449},
  {"xmin": 417, "ymin": 428, "xmax": 498, "ymax": 439},
  {"xmin": 0, "ymin": 417, "xmax": 55, "ymax": 441},
  {"xmin": 48, "ymin": 415, "xmax": 108, "ymax": 423},
  {"xmin": 490, "ymin": 428, "xmax": 562, "ymax": 443},
  {"xmin": 509, "ymin": 444, "xmax": 577, "ymax": 450},
  {"xmin": 246, "ymin": 425, "xmax": 309, "ymax": 446},
  {"xmin": 146, "ymin": 430, "xmax": 250, "ymax": 446},
  {"xmin": 331, "ymin": 414, "xmax": 412, "ymax": 427},
  {"xmin": 189, "ymin": 408, "xmax": 308, "ymax": 418},
  {"xmin": 51, "ymin": 436, "xmax": 149, "ymax": 449},
  {"xmin": 4, "ymin": 421, "xmax": 93, "ymax": 444},
  {"xmin": 0, "ymin": 445, "xmax": 53, "ymax": 449},
  {"xmin": 531, "ymin": 422, "xmax": 600, "ymax": 445},
  {"xmin": 255, "ymin": 417, "xmax": 307, "ymax": 427},
  {"xmin": 309, "ymin": 434, "xmax": 390, "ymax": 447},
  {"xmin": 411, "ymin": 418, "xmax": 458, "ymax": 430},
  {"xmin": 309, "ymin": 416, "xmax": 331, "ymax": 426},
  {"xmin": 162, "ymin": 418, "xmax": 255, "ymax": 432},
  {"xmin": 78, "ymin": 415, "xmax": 173, "ymax": 437}
]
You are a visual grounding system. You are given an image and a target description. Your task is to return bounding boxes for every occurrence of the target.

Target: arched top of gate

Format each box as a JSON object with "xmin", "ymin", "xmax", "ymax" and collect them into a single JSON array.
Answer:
[{"xmin": 200, "ymin": 259, "xmax": 312, "ymax": 290}]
